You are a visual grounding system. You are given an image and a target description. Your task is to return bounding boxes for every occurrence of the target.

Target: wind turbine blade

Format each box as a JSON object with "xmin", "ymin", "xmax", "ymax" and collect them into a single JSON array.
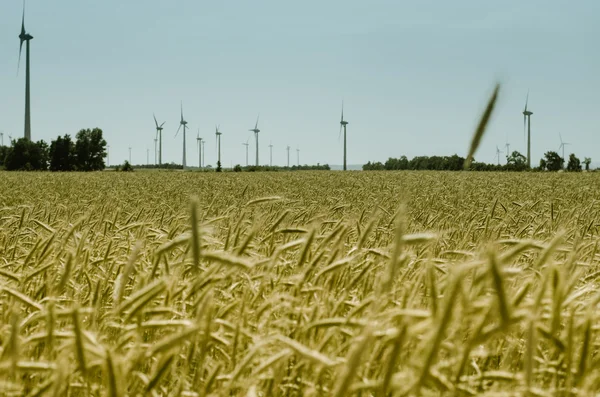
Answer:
[
  {"xmin": 180, "ymin": 101, "xmax": 184, "ymax": 123},
  {"xmin": 524, "ymin": 91, "xmax": 529, "ymax": 112},
  {"xmin": 160, "ymin": 122, "xmax": 165, "ymax": 128},
  {"xmin": 341, "ymin": 101, "xmax": 344, "ymax": 122},
  {"xmin": 153, "ymin": 113, "xmax": 159, "ymax": 129},
  {"xmin": 17, "ymin": 2, "xmax": 26, "ymax": 74},
  {"xmin": 175, "ymin": 123, "xmax": 182, "ymax": 137},
  {"xmin": 338, "ymin": 124, "xmax": 342, "ymax": 141}
]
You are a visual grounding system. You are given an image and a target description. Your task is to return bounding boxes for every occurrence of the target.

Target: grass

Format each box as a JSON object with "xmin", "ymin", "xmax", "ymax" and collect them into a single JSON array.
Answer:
[{"xmin": 1, "ymin": 170, "xmax": 599, "ymax": 396}]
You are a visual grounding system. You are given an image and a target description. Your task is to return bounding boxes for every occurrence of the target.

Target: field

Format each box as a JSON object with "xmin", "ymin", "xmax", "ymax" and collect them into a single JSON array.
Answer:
[{"xmin": 0, "ymin": 170, "xmax": 599, "ymax": 396}]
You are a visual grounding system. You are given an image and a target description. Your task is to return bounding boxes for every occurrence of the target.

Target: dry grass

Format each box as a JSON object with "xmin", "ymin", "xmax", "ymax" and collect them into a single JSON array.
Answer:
[{"xmin": 1, "ymin": 170, "xmax": 599, "ymax": 396}]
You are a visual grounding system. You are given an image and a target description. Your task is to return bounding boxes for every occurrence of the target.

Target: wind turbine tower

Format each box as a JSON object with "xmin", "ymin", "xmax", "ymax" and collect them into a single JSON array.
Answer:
[
  {"xmin": 339, "ymin": 102, "xmax": 349, "ymax": 171},
  {"xmin": 153, "ymin": 114, "xmax": 165, "ymax": 166},
  {"xmin": 128, "ymin": 147, "xmax": 132, "ymax": 163},
  {"xmin": 249, "ymin": 115, "xmax": 260, "ymax": 166},
  {"xmin": 18, "ymin": 1, "xmax": 34, "ymax": 140},
  {"xmin": 286, "ymin": 146, "xmax": 290, "ymax": 167},
  {"xmin": 197, "ymin": 129, "xmax": 202, "ymax": 168},
  {"xmin": 0, "ymin": 132, "xmax": 4, "ymax": 146},
  {"xmin": 523, "ymin": 92, "xmax": 533, "ymax": 168},
  {"xmin": 242, "ymin": 138, "xmax": 250, "ymax": 166},
  {"xmin": 215, "ymin": 125, "xmax": 223, "ymax": 166},
  {"xmin": 269, "ymin": 141, "xmax": 273, "ymax": 166},
  {"xmin": 175, "ymin": 103, "xmax": 188, "ymax": 169},
  {"xmin": 297, "ymin": 148, "xmax": 300, "ymax": 166},
  {"xmin": 505, "ymin": 141, "xmax": 510, "ymax": 162}
]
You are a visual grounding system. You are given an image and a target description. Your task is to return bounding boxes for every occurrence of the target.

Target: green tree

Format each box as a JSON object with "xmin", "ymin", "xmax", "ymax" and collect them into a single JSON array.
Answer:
[
  {"xmin": 507, "ymin": 151, "xmax": 527, "ymax": 171},
  {"xmin": 584, "ymin": 157, "xmax": 592, "ymax": 171},
  {"xmin": 49, "ymin": 135, "xmax": 76, "ymax": 171},
  {"xmin": 216, "ymin": 161, "xmax": 222, "ymax": 172},
  {"xmin": 566, "ymin": 153, "xmax": 581, "ymax": 172},
  {"xmin": 0, "ymin": 145, "xmax": 9, "ymax": 168},
  {"xmin": 75, "ymin": 128, "xmax": 107, "ymax": 171},
  {"xmin": 4, "ymin": 138, "xmax": 49, "ymax": 171},
  {"xmin": 543, "ymin": 151, "xmax": 563, "ymax": 172}
]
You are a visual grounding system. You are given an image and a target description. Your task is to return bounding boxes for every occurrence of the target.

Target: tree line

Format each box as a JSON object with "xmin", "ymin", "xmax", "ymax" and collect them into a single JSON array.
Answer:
[
  {"xmin": 0, "ymin": 129, "xmax": 107, "ymax": 171},
  {"xmin": 363, "ymin": 151, "xmax": 592, "ymax": 172}
]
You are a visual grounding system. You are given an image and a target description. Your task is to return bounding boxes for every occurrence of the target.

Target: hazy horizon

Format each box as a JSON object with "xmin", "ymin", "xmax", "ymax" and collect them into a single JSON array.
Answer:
[{"xmin": 1, "ymin": 0, "xmax": 598, "ymax": 167}]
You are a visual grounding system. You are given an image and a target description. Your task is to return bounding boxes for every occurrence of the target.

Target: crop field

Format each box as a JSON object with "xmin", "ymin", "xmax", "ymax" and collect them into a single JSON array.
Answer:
[{"xmin": 1, "ymin": 171, "xmax": 599, "ymax": 396}]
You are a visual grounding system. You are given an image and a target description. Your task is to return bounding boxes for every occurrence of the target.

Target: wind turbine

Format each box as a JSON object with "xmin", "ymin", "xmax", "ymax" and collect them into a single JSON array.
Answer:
[
  {"xmin": 242, "ymin": 137, "xmax": 250, "ymax": 166},
  {"xmin": 286, "ymin": 146, "xmax": 290, "ymax": 167},
  {"xmin": 153, "ymin": 136, "xmax": 158, "ymax": 165},
  {"xmin": 558, "ymin": 133, "xmax": 570, "ymax": 168},
  {"xmin": 197, "ymin": 129, "xmax": 202, "ymax": 168},
  {"xmin": 153, "ymin": 114, "xmax": 165, "ymax": 166},
  {"xmin": 201, "ymin": 138, "xmax": 205, "ymax": 167},
  {"xmin": 339, "ymin": 102, "xmax": 349, "ymax": 171},
  {"xmin": 249, "ymin": 115, "xmax": 260, "ymax": 166},
  {"xmin": 175, "ymin": 103, "xmax": 188, "ymax": 169},
  {"xmin": 523, "ymin": 92, "xmax": 533, "ymax": 168},
  {"xmin": 505, "ymin": 140, "xmax": 510, "ymax": 162},
  {"xmin": 296, "ymin": 147, "xmax": 300, "ymax": 166},
  {"xmin": 215, "ymin": 125, "xmax": 222, "ymax": 166},
  {"xmin": 128, "ymin": 147, "xmax": 132, "ymax": 163},
  {"xmin": 0, "ymin": 131, "xmax": 4, "ymax": 146},
  {"xmin": 494, "ymin": 146, "xmax": 504, "ymax": 166},
  {"xmin": 269, "ymin": 141, "xmax": 273, "ymax": 166},
  {"xmin": 18, "ymin": 0, "xmax": 34, "ymax": 140}
]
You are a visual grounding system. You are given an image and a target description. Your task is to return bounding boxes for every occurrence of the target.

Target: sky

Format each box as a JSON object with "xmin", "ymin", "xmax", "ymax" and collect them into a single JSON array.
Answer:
[{"xmin": 0, "ymin": 0, "xmax": 598, "ymax": 167}]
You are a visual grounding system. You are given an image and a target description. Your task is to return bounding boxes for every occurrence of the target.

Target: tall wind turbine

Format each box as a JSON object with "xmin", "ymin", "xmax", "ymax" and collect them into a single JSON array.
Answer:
[
  {"xmin": 523, "ymin": 92, "xmax": 533, "ymax": 168},
  {"xmin": 242, "ymin": 137, "xmax": 250, "ymax": 166},
  {"xmin": 269, "ymin": 141, "xmax": 273, "ymax": 166},
  {"xmin": 296, "ymin": 147, "xmax": 300, "ymax": 166},
  {"xmin": 505, "ymin": 140, "xmax": 510, "ymax": 162},
  {"xmin": 286, "ymin": 146, "xmax": 290, "ymax": 167},
  {"xmin": 153, "ymin": 114, "xmax": 165, "ymax": 166},
  {"xmin": 558, "ymin": 133, "xmax": 570, "ymax": 168},
  {"xmin": 18, "ymin": 0, "xmax": 34, "ymax": 140},
  {"xmin": 215, "ymin": 125, "xmax": 222, "ymax": 166},
  {"xmin": 153, "ymin": 136, "xmax": 158, "ymax": 165},
  {"xmin": 339, "ymin": 102, "xmax": 349, "ymax": 171},
  {"xmin": 249, "ymin": 115, "xmax": 260, "ymax": 166},
  {"xmin": 128, "ymin": 147, "xmax": 132, "ymax": 163},
  {"xmin": 0, "ymin": 132, "xmax": 4, "ymax": 146},
  {"xmin": 197, "ymin": 129, "xmax": 202, "ymax": 168},
  {"xmin": 175, "ymin": 102, "xmax": 188, "ymax": 169}
]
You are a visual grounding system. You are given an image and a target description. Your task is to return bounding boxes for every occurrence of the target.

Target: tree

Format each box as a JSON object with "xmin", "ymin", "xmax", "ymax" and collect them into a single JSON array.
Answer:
[
  {"xmin": 75, "ymin": 128, "xmax": 107, "ymax": 171},
  {"xmin": 4, "ymin": 138, "xmax": 49, "ymax": 171},
  {"xmin": 0, "ymin": 145, "xmax": 10, "ymax": 168},
  {"xmin": 543, "ymin": 151, "xmax": 563, "ymax": 172},
  {"xmin": 233, "ymin": 164, "xmax": 242, "ymax": 172},
  {"xmin": 507, "ymin": 151, "xmax": 527, "ymax": 171},
  {"xmin": 49, "ymin": 135, "xmax": 76, "ymax": 171},
  {"xmin": 216, "ymin": 161, "xmax": 222, "ymax": 172},
  {"xmin": 584, "ymin": 157, "xmax": 592, "ymax": 171},
  {"xmin": 566, "ymin": 154, "xmax": 581, "ymax": 172}
]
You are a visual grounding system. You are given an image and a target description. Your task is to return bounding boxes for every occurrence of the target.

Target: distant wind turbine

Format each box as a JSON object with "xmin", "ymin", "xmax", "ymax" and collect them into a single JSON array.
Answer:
[
  {"xmin": 286, "ymin": 146, "xmax": 290, "ymax": 167},
  {"xmin": 128, "ymin": 147, "xmax": 132, "ymax": 163},
  {"xmin": 215, "ymin": 125, "xmax": 222, "ymax": 166},
  {"xmin": 242, "ymin": 137, "xmax": 250, "ymax": 166},
  {"xmin": 249, "ymin": 115, "xmax": 260, "ymax": 166},
  {"xmin": 175, "ymin": 102, "xmax": 188, "ymax": 169},
  {"xmin": 153, "ymin": 114, "xmax": 165, "ymax": 166},
  {"xmin": 296, "ymin": 147, "xmax": 300, "ymax": 166},
  {"xmin": 523, "ymin": 92, "xmax": 533, "ymax": 168},
  {"xmin": 269, "ymin": 141, "xmax": 273, "ymax": 166},
  {"xmin": 339, "ymin": 102, "xmax": 349, "ymax": 171},
  {"xmin": 0, "ymin": 131, "xmax": 4, "ymax": 146},
  {"xmin": 505, "ymin": 140, "xmax": 510, "ymax": 162},
  {"xmin": 558, "ymin": 133, "xmax": 571, "ymax": 168},
  {"xmin": 196, "ymin": 128, "xmax": 202, "ymax": 168},
  {"xmin": 495, "ymin": 146, "xmax": 504, "ymax": 166},
  {"xmin": 200, "ymin": 138, "xmax": 205, "ymax": 167},
  {"xmin": 18, "ymin": 0, "xmax": 34, "ymax": 140}
]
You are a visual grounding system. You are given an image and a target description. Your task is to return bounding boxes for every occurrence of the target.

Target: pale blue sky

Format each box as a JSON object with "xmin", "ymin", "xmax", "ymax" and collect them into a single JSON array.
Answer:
[{"xmin": 1, "ymin": 0, "xmax": 598, "ymax": 167}]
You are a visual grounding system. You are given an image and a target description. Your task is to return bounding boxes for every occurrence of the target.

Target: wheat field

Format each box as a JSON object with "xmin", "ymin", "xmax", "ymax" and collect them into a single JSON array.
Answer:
[{"xmin": 0, "ymin": 170, "xmax": 599, "ymax": 396}]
